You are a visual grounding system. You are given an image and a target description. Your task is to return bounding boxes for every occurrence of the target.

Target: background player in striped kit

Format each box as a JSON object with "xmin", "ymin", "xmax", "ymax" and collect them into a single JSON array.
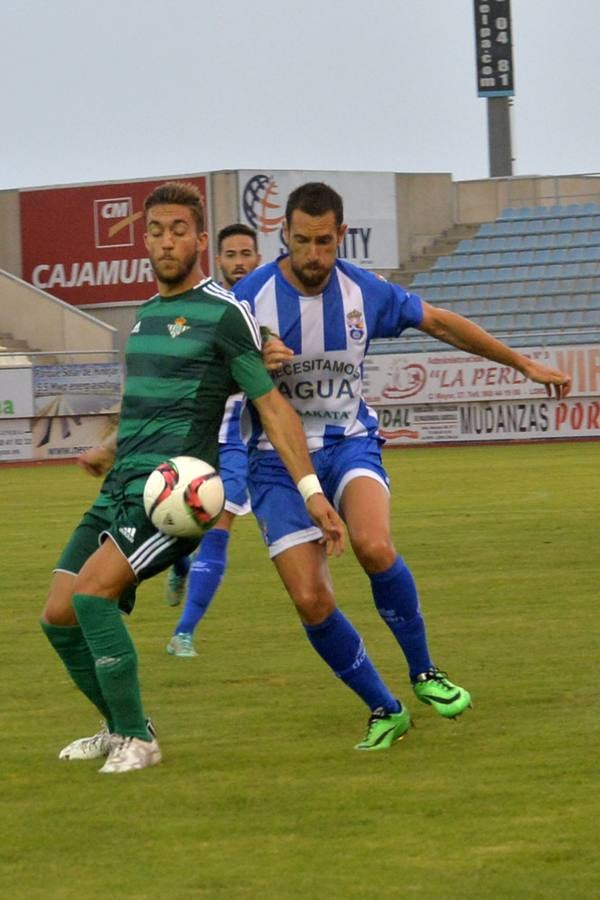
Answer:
[
  {"xmin": 40, "ymin": 183, "xmax": 344, "ymax": 773},
  {"xmin": 165, "ymin": 224, "xmax": 264, "ymax": 657},
  {"xmin": 233, "ymin": 181, "xmax": 572, "ymax": 750}
]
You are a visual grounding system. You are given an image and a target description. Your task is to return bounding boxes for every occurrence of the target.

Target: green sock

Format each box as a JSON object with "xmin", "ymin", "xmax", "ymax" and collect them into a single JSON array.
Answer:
[
  {"xmin": 40, "ymin": 620, "xmax": 113, "ymax": 729},
  {"xmin": 72, "ymin": 594, "xmax": 150, "ymax": 741}
]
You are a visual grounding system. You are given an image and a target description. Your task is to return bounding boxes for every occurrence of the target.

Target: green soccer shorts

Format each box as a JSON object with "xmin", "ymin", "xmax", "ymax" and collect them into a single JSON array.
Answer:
[{"xmin": 55, "ymin": 492, "xmax": 200, "ymax": 614}]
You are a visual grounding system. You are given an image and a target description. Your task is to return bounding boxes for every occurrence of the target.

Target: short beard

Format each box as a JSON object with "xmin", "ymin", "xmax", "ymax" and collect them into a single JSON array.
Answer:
[
  {"xmin": 152, "ymin": 248, "xmax": 198, "ymax": 287},
  {"xmin": 223, "ymin": 271, "xmax": 245, "ymax": 289},
  {"xmin": 290, "ymin": 260, "xmax": 330, "ymax": 291}
]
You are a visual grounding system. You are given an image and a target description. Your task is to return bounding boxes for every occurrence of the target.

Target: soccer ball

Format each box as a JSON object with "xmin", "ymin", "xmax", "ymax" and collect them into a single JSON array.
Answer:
[{"xmin": 143, "ymin": 455, "xmax": 225, "ymax": 538}]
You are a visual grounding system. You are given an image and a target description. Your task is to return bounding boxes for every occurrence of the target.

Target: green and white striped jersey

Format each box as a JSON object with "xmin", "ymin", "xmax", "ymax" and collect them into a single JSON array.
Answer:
[{"xmin": 103, "ymin": 278, "xmax": 273, "ymax": 496}]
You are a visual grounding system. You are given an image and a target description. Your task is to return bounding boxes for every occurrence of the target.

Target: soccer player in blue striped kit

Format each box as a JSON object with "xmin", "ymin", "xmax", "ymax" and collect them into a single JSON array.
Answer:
[{"xmin": 234, "ymin": 181, "xmax": 572, "ymax": 750}]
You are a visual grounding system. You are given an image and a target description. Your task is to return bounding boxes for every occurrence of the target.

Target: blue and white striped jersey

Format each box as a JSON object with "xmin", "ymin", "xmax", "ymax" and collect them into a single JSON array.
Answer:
[{"xmin": 233, "ymin": 257, "xmax": 424, "ymax": 451}]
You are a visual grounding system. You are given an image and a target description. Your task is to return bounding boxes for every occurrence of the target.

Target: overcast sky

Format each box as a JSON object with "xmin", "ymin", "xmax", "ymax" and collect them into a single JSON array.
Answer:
[{"xmin": 1, "ymin": 0, "xmax": 599, "ymax": 192}]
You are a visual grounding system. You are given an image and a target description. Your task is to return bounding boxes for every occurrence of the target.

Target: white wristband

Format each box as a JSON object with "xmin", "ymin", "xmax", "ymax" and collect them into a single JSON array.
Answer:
[{"xmin": 296, "ymin": 474, "xmax": 323, "ymax": 503}]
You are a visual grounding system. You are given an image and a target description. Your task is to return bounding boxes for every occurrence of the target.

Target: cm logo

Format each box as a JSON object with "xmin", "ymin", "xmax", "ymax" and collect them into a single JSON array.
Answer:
[
  {"xmin": 101, "ymin": 200, "xmax": 130, "ymax": 219},
  {"xmin": 93, "ymin": 196, "xmax": 139, "ymax": 249}
]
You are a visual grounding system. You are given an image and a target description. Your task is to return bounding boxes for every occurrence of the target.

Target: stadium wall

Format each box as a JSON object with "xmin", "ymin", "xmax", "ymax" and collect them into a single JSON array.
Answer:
[
  {"xmin": 8, "ymin": 170, "xmax": 600, "ymax": 354},
  {"xmin": 0, "ymin": 189, "xmax": 21, "ymax": 275},
  {"xmin": 2, "ymin": 170, "xmax": 600, "ymax": 461}
]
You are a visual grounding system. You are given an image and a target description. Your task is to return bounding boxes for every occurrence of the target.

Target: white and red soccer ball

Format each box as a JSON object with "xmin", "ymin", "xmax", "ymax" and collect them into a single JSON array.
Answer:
[{"xmin": 143, "ymin": 455, "xmax": 225, "ymax": 538}]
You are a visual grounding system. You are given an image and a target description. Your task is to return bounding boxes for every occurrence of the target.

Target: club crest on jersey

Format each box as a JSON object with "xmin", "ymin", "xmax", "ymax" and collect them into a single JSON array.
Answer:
[
  {"xmin": 167, "ymin": 316, "xmax": 191, "ymax": 338},
  {"xmin": 346, "ymin": 309, "xmax": 365, "ymax": 341}
]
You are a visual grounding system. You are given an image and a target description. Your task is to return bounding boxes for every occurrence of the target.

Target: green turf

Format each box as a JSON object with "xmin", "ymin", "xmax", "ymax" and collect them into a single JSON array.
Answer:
[{"xmin": 1, "ymin": 442, "xmax": 598, "ymax": 899}]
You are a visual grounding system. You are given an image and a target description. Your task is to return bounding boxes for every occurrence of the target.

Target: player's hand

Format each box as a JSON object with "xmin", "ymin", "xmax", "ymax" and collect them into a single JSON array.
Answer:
[
  {"xmin": 77, "ymin": 445, "xmax": 114, "ymax": 477},
  {"xmin": 262, "ymin": 335, "xmax": 294, "ymax": 372},
  {"xmin": 306, "ymin": 494, "xmax": 346, "ymax": 557},
  {"xmin": 521, "ymin": 359, "xmax": 572, "ymax": 399}
]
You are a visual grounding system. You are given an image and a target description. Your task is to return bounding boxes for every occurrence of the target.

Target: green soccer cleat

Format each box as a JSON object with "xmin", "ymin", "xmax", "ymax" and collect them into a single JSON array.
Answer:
[
  {"xmin": 166, "ymin": 632, "xmax": 198, "ymax": 658},
  {"xmin": 412, "ymin": 668, "xmax": 472, "ymax": 719},
  {"xmin": 354, "ymin": 704, "xmax": 412, "ymax": 751},
  {"xmin": 165, "ymin": 568, "xmax": 187, "ymax": 607}
]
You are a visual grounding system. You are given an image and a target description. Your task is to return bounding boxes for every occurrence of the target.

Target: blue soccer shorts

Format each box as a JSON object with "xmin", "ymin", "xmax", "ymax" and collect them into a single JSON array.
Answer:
[
  {"xmin": 248, "ymin": 436, "xmax": 389, "ymax": 558},
  {"xmin": 219, "ymin": 442, "xmax": 250, "ymax": 516}
]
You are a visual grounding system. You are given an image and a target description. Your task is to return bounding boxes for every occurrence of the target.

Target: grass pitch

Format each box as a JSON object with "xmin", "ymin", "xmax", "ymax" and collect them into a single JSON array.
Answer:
[{"xmin": 0, "ymin": 442, "xmax": 598, "ymax": 899}]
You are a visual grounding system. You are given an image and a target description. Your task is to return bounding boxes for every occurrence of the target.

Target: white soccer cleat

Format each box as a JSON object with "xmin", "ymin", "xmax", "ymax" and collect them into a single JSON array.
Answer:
[
  {"xmin": 59, "ymin": 723, "xmax": 111, "ymax": 760},
  {"xmin": 98, "ymin": 735, "xmax": 162, "ymax": 774}
]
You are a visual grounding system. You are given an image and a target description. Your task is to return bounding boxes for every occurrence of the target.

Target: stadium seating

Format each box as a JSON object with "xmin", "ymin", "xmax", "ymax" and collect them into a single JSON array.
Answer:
[{"xmin": 373, "ymin": 203, "xmax": 600, "ymax": 354}]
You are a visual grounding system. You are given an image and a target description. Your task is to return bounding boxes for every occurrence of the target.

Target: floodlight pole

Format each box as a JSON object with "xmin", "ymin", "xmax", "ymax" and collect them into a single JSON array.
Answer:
[{"xmin": 487, "ymin": 97, "xmax": 513, "ymax": 177}]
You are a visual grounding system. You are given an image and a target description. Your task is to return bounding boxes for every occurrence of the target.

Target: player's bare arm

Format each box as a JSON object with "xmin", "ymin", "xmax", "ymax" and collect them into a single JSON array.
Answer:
[
  {"xmin": 419, "ymin": 302, "xmax": 572, "ymax": 399},
  {"xmin": 252, "ymin": 388, "xmax": 345, "ymax": 556}
]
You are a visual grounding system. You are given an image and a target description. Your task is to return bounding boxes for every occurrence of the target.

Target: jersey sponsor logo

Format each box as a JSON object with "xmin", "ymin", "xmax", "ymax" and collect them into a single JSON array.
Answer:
[
  {"xmin": 167, "ymin": 317, "xmax": 191, "ymax": 339},
  {"xmin": 278, "ymin": 378, "xmax": 356, "ymax": 402},
  {"xmin": 277, "ymin": 358, "xmax": 360, "ymax": 380},
  {"xmin": 346, "ymin": 309, "xmax": 365, "ymax": 342},
  {"xmin": 118, "ymin": 526, "xmax": 137, "ymax": 542},
  {"xmin": 130, "ymin": 321, "xmax": 141, "ymax": 335}
]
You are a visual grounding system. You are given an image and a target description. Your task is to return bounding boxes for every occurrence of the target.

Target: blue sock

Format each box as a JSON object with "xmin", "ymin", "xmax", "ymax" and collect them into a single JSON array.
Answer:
[
  {"xmin": 370, "ymin": 556, "xmax": 433, "ymax": 681},
  {"xmin": 304, "ymin": 608, "xmax": 400, "ymax": 713},
  {"xmin": 172, "ymin": 554, "xmax": 192, "ymax": 578},
  {"xmin": 174, "ymin": 529, "xmax": 230, "ymax": 635}
]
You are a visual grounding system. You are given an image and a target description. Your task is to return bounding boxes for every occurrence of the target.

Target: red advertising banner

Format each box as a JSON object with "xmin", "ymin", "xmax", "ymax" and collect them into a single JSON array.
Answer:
[{"xmin": 20, "ymin": 177, "xmax": 210, "ymax": 306}]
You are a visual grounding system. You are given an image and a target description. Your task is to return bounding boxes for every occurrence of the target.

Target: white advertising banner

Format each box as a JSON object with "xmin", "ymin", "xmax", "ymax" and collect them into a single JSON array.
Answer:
[
  {"xmin": 33, "ymin": 362, "xmax": 122, "ymax": 416},
  {"xmin": 364, "ymin": 344, "xmax": 600, "ymax": 405},
  {"xmin": 238, "ymin": 170, "xmax": 398, "ymax": 269},
  {"xmin": 0, "ymin": 366, "xmax": 34, "ymax": 417},
  {"xmin": 32, "ymin": 413, "xmax": 117, "ymax": 461},
  {"xmin": 0, "ymin": 420, "xmax": 33, "ymax": 461},
  {"xmin": 377, "ymin": 397, "xmax": 600, "ymax": 445}
]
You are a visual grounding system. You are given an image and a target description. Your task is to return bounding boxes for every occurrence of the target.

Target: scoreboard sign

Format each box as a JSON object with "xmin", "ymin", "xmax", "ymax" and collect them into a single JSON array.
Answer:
[{"xmin": 474, "ymin": 0, "xmax": 515, "ymax": 97}]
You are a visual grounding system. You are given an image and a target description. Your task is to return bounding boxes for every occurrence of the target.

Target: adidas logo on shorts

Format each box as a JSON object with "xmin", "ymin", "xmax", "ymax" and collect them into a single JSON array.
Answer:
[{"xmin": 118, "ymin": 526, "xmax": 136, "ymax": 543}]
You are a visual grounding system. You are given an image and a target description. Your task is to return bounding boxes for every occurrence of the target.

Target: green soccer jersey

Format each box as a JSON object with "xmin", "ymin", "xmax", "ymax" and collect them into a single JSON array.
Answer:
[{"xmin": 104, "ymin": 278, "xmax": 273, "ymax": 494}]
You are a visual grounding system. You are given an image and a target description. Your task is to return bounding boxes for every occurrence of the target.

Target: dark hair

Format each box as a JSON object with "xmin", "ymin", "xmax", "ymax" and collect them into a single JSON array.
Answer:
[
  {"xmin": 143, "ymin": 181, "xmax": 205, "ymax": 233},
  {"xmin": 285, "ymin": 182, "xmax": 344, "ymax": 228},
  {"xmin": 217, "ymin": 223, "xmax": 258, "ymax": 252}
]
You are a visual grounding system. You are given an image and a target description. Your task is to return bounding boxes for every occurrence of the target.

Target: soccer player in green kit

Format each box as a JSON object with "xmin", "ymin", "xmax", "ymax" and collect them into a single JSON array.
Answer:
[{"xmin": 40, "ymin": 182, "xmax": 345, "ymax": 774}]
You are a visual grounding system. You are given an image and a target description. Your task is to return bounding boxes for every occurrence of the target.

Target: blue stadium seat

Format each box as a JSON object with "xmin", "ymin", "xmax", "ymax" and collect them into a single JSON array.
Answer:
[
  {"xmin": 581, "ymin": 307, "xmax": 600, "ymax": 325},
  {"xmin": 409, "ymin": 203, "xmax": 600, "ymax": 341},
  {"xmin": 411, "ymin": 272, "xmax": 433, "ymax": 287}
]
